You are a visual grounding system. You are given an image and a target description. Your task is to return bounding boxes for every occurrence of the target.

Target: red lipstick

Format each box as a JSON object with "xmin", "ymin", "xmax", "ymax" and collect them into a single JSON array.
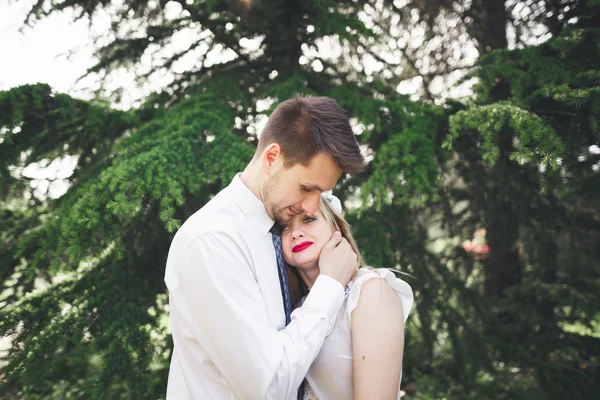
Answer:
[{"xmin": 292, "ymin": 241, "xmax": 313, "ymax": 253}]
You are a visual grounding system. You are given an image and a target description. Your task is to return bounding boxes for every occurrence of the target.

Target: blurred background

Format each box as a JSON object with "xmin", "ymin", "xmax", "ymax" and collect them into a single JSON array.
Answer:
[{"xmin": 1, "ymin": 0, "xmax": 599, "ymax": 398}]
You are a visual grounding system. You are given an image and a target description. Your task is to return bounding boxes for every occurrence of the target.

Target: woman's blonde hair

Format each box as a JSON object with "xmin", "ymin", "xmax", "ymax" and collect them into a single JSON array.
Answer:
[
  {"xmin": 317, "ymin": 198, "xmax": 366, "ymax": 269},
  {"xmin": 287, "ymin": 197, "xmax": 366, "ymax": 306}
]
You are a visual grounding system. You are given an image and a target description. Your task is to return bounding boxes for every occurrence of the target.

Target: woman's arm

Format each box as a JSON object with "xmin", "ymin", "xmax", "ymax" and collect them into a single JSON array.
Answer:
[{"xmin": 351, "ymin": 278, "xmax": 405, "ymax": 400}]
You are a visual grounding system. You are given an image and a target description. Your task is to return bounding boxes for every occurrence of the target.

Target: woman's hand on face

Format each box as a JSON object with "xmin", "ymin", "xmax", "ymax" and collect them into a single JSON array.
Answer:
[{"xmin": 318, "ymin": 231, "xmax": 358, "ymax": 287}]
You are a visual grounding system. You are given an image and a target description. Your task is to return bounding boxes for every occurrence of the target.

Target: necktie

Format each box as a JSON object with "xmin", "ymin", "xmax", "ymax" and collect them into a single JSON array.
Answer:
[
  {"xmin": 270, "ymin": 223, "xmax": 305, "ymax": 400},
  {"xmin": 270, "ymin": 223, "xmax": 292, "ymax": 324}
]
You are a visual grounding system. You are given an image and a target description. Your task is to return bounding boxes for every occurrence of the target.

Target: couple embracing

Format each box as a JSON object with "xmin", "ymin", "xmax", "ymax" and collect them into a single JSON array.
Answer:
[{"xmin": 164, "ymin": 95, "xmax": 413, "ymax": 400}]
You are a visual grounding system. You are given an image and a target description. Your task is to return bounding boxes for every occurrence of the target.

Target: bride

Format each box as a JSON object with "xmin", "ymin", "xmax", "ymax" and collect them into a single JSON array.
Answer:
[{"xmin": 282, "ymin": 191, "xmax": 413, "ymax": 400}]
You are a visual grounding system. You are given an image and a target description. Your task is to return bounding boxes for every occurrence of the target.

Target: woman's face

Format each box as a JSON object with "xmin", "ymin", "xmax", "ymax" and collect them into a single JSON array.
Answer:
[{"xmin": 282, "ymin": 209, "xmax": 334, "ymax": 270}]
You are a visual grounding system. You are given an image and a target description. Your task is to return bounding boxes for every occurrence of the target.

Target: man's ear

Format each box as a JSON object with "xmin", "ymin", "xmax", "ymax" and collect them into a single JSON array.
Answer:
[{"xmin": 262, "ymin": 143, "xmax": 283, "ymax": 174}]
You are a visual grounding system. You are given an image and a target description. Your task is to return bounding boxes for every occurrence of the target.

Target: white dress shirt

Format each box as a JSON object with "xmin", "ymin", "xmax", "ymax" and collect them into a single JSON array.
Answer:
[
  {"xmin": 304, "ymin": 268, "xmax": 414, "ymax": 400},
  {"xmin": 164, "ymin": 173, "xmax": 345, "ymax": 400}
]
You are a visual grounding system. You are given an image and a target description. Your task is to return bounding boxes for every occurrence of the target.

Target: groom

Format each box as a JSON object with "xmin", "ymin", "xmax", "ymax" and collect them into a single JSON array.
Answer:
[{"xmin": 164, "ymin": 95, "xmax": 366, "ymax": 399}]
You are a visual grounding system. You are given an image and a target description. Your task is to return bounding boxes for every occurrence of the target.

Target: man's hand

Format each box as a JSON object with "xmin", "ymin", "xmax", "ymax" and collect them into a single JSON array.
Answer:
[{"xmin": 318, "ymin": 231, "xmax": 358, "ymax": 287}]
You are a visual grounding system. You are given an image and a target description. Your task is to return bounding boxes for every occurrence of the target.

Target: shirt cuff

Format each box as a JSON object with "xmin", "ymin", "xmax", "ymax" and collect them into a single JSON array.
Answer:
[{"xmin": 300, "ymin": 275, "xmax": 345, "ymax": 325}]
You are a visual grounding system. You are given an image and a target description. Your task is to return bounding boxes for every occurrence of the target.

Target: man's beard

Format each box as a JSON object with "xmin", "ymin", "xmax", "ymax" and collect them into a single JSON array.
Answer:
[{"xmin": 261, "ymin": 171, "xmax": 291, "ymax": 224}]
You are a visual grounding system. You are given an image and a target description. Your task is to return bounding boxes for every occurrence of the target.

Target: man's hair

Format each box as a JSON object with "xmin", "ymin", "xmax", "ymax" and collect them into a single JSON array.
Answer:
[{"xmin": 255, "ymin": 95, "xmax": 366, "ymax": 173}]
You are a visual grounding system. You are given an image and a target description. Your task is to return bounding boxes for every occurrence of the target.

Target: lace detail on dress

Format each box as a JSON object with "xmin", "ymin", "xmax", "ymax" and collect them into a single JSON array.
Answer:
[{"xmin": 303, "ymin": 381, "xmax": 319, "ymax": 400}]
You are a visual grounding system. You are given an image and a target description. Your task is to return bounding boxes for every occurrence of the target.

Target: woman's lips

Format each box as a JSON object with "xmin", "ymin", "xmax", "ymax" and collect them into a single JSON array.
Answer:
[{"xmin": 292, "ymin": 241, "xmax": 313, "ymax": 253}]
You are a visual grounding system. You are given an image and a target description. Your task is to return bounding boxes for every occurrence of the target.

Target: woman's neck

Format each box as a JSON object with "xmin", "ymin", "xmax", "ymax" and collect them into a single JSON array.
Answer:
[{"xmin": 297, "ymin": 266, "xmax": 320, "ymax": 291}]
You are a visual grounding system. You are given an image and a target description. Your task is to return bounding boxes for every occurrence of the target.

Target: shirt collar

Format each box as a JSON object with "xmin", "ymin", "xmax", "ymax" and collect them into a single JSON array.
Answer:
[{"xmin": 229, "ymin": 173, "xmax": 275, "ymax": 235}]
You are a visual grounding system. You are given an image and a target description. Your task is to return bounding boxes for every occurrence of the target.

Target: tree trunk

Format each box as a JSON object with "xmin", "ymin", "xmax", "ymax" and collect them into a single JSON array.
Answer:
[{"xmin": 469, "ymin": 0, "xmax": 509, "ymax": 53}]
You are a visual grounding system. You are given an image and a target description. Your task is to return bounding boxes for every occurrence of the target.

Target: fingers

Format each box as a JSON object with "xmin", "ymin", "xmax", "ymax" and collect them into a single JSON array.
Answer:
[
  {"xmin": 337, "ymin": 239, "xmax": 358, "ymax": 271},
  {"xmin": 318, "ymin": 232, "xmax": 359, "ymax": 286},
  {"xmin": 330, "ymin": 237, "xmax": 354, "ymax": 261},
  {"xmin": 322, "ymin": 230, "xmax": 342, "ymax": 251}
]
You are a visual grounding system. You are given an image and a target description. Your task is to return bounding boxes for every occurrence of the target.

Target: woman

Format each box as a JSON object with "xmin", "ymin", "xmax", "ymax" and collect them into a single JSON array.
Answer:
[{"xmin": 282, "ymin": 191, "xmax": 413, "ymax": 400}]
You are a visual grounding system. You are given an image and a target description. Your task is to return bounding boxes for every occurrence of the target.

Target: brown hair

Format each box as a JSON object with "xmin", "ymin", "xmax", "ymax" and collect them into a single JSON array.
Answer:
[
  {"xmin": 287, "ymin": 197, "xmax": 367, "ymax": 306},
  {"xmin": 256, "ymin": 95, "xmax": 366, "ymax": 173}
]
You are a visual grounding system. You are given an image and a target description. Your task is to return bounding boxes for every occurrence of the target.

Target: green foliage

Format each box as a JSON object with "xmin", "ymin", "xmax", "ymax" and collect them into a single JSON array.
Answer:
[
  {"xmin": 447, "ymin": 103, "xmax": 564, "ymax": 169},
  {"xmin": 433, "ymin": 2, "xmax": 600, "ymax": 396},
  {"xmin": 0, "ymin": 84, "xmax": 138, "ymax": 202}
]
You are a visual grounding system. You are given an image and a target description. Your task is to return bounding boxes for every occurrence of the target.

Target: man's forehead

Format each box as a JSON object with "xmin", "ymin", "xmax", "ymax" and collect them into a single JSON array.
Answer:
[
  {"xmin": 296, "ymin": 155, "xmax": 342, "ymax": 187},
  {"xmin": 297, "ymin": 169, "xmax": 338, "ymax": 191}
]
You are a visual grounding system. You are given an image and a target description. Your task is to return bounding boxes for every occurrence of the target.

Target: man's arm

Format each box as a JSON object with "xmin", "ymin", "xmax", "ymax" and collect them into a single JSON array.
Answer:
[{"xmin": 168, "ymin": 230, "xmax": 344, "ymax": 400}]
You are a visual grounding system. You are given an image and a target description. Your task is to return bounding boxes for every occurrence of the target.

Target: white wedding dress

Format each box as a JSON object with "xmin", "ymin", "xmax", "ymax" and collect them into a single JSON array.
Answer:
[{"xmin": 302, "ymin": 268, "xmax": 414, "ymax": 400}]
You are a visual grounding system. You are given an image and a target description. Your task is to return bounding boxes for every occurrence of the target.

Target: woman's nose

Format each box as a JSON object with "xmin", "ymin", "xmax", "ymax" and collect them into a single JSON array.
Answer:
[{"xmin": 291, "ymin": 229, "xmax": 305, "ymax": 240}]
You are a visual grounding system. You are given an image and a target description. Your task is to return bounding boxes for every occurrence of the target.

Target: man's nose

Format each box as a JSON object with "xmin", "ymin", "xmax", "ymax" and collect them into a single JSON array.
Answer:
[{"xmin": 301, "ymin": 193, "xmax": 320, "ymax": 216}]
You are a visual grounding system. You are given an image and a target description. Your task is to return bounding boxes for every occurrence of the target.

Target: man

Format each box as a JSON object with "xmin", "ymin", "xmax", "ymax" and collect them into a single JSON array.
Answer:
[{"xmin": 164, "ymin": 95, "xmax": 366, "ymax": 399}]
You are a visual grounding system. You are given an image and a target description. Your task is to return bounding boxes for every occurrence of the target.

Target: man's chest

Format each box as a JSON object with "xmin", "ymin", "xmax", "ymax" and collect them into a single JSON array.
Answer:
[{"xmin": 242, "ymin": 234, "xmax": 287, "ymax": 330}]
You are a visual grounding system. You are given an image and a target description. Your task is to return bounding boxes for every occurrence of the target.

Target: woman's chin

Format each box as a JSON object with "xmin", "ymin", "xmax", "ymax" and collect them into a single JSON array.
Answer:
[{"xmin": 289, "ymin": 255, "xmax": 319, "ymax": 271}]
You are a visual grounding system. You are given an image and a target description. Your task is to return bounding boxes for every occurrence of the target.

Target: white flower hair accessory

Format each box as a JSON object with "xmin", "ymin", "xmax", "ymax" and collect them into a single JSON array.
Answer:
[{"xmin": 321, "ymin": 190, "xmax": 342, "ymax": 214}]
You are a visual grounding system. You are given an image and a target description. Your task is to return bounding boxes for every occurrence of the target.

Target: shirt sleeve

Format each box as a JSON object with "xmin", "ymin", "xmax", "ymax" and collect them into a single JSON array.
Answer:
[{"xmin": 166, "ymin": 230, "xmax": 345, "ymax": 400}]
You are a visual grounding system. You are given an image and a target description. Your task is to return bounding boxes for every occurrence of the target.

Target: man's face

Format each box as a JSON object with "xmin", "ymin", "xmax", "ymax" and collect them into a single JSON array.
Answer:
[{"xmin": 261, "ymin": 152, "xmax": 342, "ymax": 225}]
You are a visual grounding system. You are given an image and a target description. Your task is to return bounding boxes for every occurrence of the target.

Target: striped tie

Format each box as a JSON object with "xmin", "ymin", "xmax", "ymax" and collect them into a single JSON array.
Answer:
[
  {"xmin": 270, "ymin": 223, "xmax": 305, "ymax": 400},
  {"xmin": 270, "ymin": 223, "xmax": 292, "ymax": 323}
]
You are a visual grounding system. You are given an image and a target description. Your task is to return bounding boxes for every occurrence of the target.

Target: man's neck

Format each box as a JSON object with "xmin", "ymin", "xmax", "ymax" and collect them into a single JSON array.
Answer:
[{"xmin": 240, "ymin": 163, "xmax": 263, "ymax": 202}]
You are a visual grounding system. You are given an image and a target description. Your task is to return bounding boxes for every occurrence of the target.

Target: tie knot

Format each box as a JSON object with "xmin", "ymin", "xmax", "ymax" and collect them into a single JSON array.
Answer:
[{"xmin": 270, "ymin": 222, "xmax": 283, "ymax": 236}]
